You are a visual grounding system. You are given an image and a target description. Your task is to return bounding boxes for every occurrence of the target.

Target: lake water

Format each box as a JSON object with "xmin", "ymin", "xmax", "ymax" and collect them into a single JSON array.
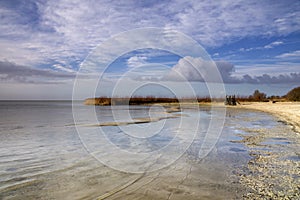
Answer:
[{"xmin": 0, "ymin": 101, "xmax": 298, "ymax": 199}]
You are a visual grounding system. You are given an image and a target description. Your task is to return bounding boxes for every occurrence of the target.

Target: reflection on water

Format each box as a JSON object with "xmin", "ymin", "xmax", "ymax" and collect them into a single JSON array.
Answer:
[{"xmin": 0, "ymin": 102, "xmax": 298, "ymax": 199}]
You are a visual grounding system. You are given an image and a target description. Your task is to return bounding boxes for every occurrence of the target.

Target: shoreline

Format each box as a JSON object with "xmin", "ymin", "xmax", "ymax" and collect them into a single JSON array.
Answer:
[
  {"xmin": 235, "ymin": 102, "xmax": 300, "ymax": 134},
  {"xmin": 84, "ymin": 99, "xmax": 300, "ymax": 133},
  {"xmin": 229, "ymin": 102, "xmax": 300, "ymax": 199}
]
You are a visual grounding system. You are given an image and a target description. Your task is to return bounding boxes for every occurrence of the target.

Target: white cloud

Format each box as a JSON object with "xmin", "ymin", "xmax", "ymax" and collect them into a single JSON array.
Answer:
[
  {"xmin": 1, "ymin": 0, "xmax": 300, "ymax": 99},
  {"xmin": 239, "ymin": 47, "xmax": 255, "ymax": 52},
  {"xmin": 166, "ymin": 0, "xmax": 300, "ymax": 46},
  {"xmin": 163, "ymin": 56, "xmax": 231, "ymax": 83},
  {"xmin": 238, "ymin": 40, "xmax": 284, "ymax": 52},
  {"xmin": 264, "ymin": 41, "xmax": 283, "ymax": 49},
  {"xmin": 127, "ymin": 56, "xmax": 148, "ymax": 68},
  {"xmin": 52, "ymin": 64, "xmax": 76, "ymax": 73},
  {"xmin": 1, "ymin": 0, "xmax": 300, "ymax": 68},
  {"xmin": 163, "ymin": 56, "xmax": 300, "ymax": 84},
  {"xmin": 276, "ymin": 50, "xmax": 300, "ymax": 59}
]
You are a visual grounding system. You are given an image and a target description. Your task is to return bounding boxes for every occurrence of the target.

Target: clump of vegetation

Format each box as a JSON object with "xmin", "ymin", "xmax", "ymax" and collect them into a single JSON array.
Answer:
[
  {"xmin": 84, "ymin": 96, "xmax": 226, "ymax": 106},
  {"xmin": 248, "ymin": 90, "xmax": 267, "ymax": 101},
  {"xmin": 286, "ymin": 86, "xmax": 300, "ymax": 101}
]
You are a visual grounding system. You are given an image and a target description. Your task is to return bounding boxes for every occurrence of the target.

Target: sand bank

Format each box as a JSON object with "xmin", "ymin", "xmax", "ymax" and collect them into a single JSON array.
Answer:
[{"xmin": 237, "ymin": 102, "xmax": 300, "ymax": 133}]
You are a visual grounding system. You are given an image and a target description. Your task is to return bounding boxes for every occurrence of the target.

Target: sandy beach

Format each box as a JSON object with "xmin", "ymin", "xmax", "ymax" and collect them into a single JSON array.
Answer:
[{"xmin": 238, "ymin": 101, "xmax": 300, "ymax": 133}]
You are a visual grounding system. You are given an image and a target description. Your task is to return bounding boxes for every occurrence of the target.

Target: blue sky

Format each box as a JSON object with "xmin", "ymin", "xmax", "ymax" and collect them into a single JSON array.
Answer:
[{"xmin": 0, "ymin": 0, "xmax": 299, "ymax": 99}]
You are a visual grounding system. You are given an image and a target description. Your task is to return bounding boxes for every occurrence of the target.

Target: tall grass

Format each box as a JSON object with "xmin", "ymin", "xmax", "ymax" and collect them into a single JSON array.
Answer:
[{"xmin": 85, "ymin": 95, "xmax": 230, "ymax": 105}]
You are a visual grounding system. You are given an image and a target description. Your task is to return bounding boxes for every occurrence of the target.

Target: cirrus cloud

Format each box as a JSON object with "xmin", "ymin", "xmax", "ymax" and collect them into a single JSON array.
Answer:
[{"xmin": 1, "ymin": 0, "xmax": 300, "ymax": 67}]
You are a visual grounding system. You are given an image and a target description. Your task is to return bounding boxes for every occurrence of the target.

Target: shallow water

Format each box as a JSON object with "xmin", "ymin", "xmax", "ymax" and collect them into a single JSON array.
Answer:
[{"xmin": 0, "ymin": 101, "xmax": 298, "ymax": 199}]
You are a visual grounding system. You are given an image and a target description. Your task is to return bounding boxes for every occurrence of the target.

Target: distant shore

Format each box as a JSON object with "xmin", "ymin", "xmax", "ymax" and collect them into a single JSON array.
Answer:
[
  {"xmin": 237, "ymin": 101, "xmax": 300, "ymax": 133},
  {"xmin": 84, "ymin": 97, "xmax": 212, "ymax": 106},
  {"xmin": 84, "ymin": 98, "xmax": 300, "ymax": 133}
]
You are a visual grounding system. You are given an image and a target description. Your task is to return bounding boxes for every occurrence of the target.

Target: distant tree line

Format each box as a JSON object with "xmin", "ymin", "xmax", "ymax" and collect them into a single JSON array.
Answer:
[
  {"xmin": 235, "ymin": 86, "xmax": 300, "ymax": 102},
  {"xmin": 249, "ymin": 90, "xmax": 267, "ymax": 101},
  {"xmin": 285, "ymin": 86, "xmax": 300, "ymax": 101},
  {"xmin": 85, "ymin": 86, "xmax": 300, "ymax": 106}
]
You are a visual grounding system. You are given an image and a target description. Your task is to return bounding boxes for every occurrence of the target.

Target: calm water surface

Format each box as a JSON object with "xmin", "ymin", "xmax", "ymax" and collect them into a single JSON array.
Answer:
[{"xmin": 0, "ymin": 101, "xmax": 298, "ymax": 199}]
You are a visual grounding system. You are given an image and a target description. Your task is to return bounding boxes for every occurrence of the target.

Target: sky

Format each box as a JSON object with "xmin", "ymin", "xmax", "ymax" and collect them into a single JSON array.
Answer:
[{"xmin": 0, "ymin": 0, "xmax": 300, "ymax": 100}]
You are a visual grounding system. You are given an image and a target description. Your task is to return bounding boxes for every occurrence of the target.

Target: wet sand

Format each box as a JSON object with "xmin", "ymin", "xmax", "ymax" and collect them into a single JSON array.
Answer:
[{"xmin": 0, "ymin": 154, "xmax": 245, "ymax": 200}]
